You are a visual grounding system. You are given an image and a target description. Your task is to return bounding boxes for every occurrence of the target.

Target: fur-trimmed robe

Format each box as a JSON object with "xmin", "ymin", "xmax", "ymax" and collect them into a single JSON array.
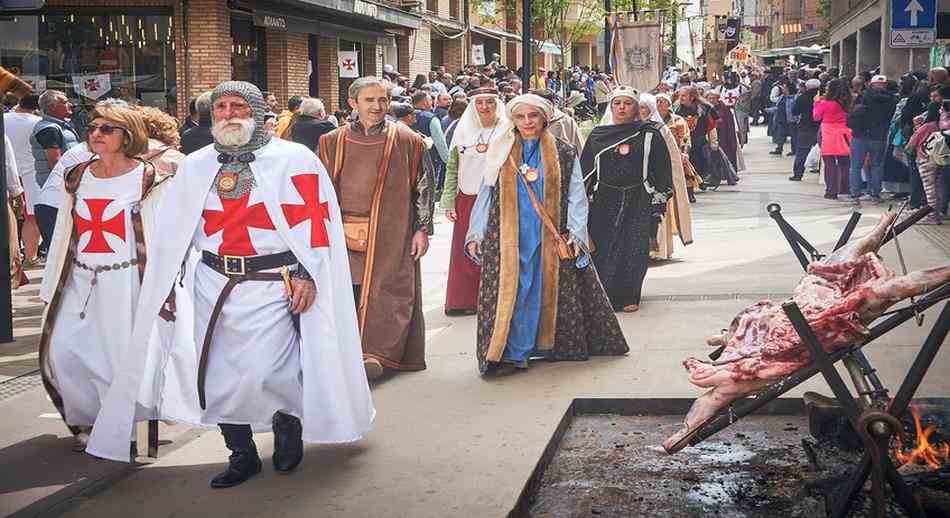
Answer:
[
  {"xmin": 652, "ymin": 123, "xmax": 694, "ymax": 260},
  {"xmin": 474, "ymin": 133, "xmax": 628, "ymax": 372}
]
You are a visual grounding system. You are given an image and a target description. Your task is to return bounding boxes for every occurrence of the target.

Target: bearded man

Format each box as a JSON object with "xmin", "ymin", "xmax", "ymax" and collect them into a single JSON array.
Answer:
[
  {"xmin": 84, "ymin": 81, "xmax": 374, "ymax": 489},
  {"xmin": 319, "ymin": 77, "xmax": 433, "ymax": 380}
]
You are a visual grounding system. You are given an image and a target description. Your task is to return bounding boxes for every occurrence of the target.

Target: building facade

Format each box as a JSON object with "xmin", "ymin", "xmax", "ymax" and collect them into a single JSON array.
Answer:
[
  {"xmin": 0, "ymin": 0, "xmax": 422, "ymax": 118},
  {"xmin": 0, "ymin": 0, "xmax": 618, "ymax": 121},
  {"xmin": 829, "ymin": 0, "xmax": 950, "ymax": 78},
  {"xmin": 747, "ymin": 0, "xmax": 826, "ymax": 50}
]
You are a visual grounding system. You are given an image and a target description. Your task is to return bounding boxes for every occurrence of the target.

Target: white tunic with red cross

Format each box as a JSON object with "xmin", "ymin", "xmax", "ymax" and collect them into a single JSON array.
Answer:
[
  {"xmin": 49, "ymin": 164, "xmax": 144, "ymax": 427},
  {"xmin": 722, "ymin": 86, "xmax": 743, "ymax": 108},
  {"xmin": 192, "ymin": 185, "xmax": 308, "ymax": 427},
  {"xmin": 84, "ymin": 138, "xmax": 374, "ymax": 462}
]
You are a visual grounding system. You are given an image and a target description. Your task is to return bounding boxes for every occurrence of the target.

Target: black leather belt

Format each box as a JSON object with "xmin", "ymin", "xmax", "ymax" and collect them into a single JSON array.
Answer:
[{"xmin": 201, "ymin": 250, "xmax": 297, "ymax": 276}]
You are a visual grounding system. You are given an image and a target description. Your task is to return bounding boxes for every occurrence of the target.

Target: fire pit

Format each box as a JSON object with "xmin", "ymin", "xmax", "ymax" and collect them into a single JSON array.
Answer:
[
  {"xmin": 512, "ymin": 398, "xmax": 950, "ymax": 518},
  {"xmin": 513, "ymin": 206, "xmax": 950, "ymax": 517}
]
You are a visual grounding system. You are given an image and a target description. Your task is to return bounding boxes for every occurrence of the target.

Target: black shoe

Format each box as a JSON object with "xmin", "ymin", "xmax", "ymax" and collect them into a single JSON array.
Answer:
[
  {"xmin": 769, "ymin": 150, "xmax": 782, "ymax": 155},
  {"xmin": 824, "ymin": 193, "xmax": 838, "ymax": 200},
  {"xmin": 687, "ymin": 188, "xmax": 697, "ymax": 203},
  {"xmin": 211, "ymin": 449, "xmax": 263, "ymax": 488},
  {"xmin": 786, "ymin": 151, "xmax": 795, "ymax": 156},
  {"xmin": 445, "ymin": 308, "xmax": 477, "ymax": 316},
  {"xmin": 211, "ymin": 425, "xmax": 262, "ymax": 488},
  {"xmin": 272, "ymin": 412, "xmax": 303, "ymax": 473},
  {"xmin": 788, "ymin": 175, "xmax": 802, "ymax": 181}
]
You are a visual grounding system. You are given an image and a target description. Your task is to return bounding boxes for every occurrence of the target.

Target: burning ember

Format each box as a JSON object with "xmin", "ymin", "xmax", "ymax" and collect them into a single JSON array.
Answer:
[{"xmin": 894, "ymin": 406, "xmax": 950, "ymax": 470}]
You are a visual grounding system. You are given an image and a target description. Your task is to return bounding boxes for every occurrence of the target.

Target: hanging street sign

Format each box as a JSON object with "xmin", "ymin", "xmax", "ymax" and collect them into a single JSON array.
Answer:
[{"xmin": 890, "ymin": 0, "xmax": 936, "ymax": 48}]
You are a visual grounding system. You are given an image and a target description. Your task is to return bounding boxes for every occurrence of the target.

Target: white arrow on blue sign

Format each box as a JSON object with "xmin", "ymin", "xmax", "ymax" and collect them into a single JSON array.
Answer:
[{"xmin": 891, "ymin": 0, "xmax": 936, "ymax": 29}]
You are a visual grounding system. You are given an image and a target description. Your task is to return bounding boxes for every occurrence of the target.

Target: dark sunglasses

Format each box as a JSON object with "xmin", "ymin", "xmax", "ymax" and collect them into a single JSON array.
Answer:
[{"xmin": 87, "ymin": 123, "xmax": 128, "ymax": 136}]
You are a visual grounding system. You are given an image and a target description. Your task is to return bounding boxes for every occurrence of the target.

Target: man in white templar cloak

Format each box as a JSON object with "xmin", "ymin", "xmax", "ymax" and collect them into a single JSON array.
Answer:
[{"xmin": 85, "ymin": 81, "xmax": 374, "ymax": 489}]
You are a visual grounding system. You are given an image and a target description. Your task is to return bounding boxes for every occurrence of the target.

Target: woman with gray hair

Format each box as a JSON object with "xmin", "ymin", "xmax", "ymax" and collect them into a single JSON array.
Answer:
[
  {"xmin": 465, "ymin": 94, "xmax": 627, "ymax": 375},
  {"xmin": 288, "ymin": 97, "xmax": 336, "ymax": 152}
]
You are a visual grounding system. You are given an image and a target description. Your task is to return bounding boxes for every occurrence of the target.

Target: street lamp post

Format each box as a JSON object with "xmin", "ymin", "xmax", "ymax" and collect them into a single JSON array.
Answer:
[
  {"xmin": 604, "ymin": 0, "xmax": 611, "ymax": 72},
  {"xmin": 522, "ymin": 0, "xmax": 532, "ymax": 85}
]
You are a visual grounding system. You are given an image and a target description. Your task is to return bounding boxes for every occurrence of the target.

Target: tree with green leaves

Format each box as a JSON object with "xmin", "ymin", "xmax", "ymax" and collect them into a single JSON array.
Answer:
[{"xmin": 475, "ymin": 0, "xmax": 606, "ymax": 64}]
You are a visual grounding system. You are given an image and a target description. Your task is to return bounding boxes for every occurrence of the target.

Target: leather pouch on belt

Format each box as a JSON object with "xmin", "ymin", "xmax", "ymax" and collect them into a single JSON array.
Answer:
[{"xmin": 343, "ymin": 215, "xmax": 370, "ymax": 252}]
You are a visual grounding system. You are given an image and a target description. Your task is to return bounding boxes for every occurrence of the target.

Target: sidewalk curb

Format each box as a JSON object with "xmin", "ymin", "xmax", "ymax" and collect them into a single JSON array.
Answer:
[{"xmin": 8, "ymin": 426, "xmax": 206, "ymax": 518}]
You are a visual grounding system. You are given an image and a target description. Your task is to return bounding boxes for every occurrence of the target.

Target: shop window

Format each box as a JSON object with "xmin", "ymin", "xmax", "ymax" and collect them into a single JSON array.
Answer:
[
  {"xmin": 309, "ymin": 34, "xmax": 320, "ymax": 98},
  {"xmin": 231, "ymin": 16, "xmax": 266, "ymax": 91},
  {"xmin": 431, "ymin": 39, "xmax": 445, "ymax": 69},
  {"xmin": 939, "ymin": 13, "xmax": 950, "ymax": 39},
  {"xmin": 0, "ymin": 11, "xmax": 177, "ymax": 119}
]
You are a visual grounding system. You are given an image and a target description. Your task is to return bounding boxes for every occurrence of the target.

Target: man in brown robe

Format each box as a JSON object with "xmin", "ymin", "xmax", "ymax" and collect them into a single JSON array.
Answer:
[{"xmin": 319, "ymin": 77, "xmax": 433, "ymax": 380}]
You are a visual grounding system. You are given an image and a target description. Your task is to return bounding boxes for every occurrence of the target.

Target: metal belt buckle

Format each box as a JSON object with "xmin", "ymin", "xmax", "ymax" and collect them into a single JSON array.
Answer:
[{"xmin": 222, "ymin": 255, "xmax": 246, "ymax": 276}]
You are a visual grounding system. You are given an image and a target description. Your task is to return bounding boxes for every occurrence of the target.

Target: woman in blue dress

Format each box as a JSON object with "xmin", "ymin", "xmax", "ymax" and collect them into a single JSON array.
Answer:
[{"xmin": 465, "ymin": 94, "xmax": 627, "ymax": 375}]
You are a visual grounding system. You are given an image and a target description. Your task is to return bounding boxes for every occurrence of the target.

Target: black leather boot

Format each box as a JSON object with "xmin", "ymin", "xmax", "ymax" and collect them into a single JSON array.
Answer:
[
  {"xmin": 210, "ymin": 424, "xmax": 262, "ymax": 489},
  {"xmin": 272, "ymin": 412, "xmax": 303, "ymax": 473}
]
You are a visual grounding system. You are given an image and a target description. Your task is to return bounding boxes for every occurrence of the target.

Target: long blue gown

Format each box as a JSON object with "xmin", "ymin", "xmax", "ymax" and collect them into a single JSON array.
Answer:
[{"xmin": 505, "ymin": 138, "xmax": 545, "ymax": 362}]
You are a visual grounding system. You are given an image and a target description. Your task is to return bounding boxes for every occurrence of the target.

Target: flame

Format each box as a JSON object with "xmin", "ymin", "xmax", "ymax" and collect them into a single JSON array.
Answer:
[{"xmin": 894, "ymin": 406, "xmax": 950, "ymax": 469}]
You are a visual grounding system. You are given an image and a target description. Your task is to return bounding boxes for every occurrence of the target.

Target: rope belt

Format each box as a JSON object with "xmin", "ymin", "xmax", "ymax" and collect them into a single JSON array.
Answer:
[
  {"xmin": 599, "ymin": 181, "xmax": 644, "ymax": 227},
  {"xmin": 72, "ymin": 257, "xmax": 140, "ymax": 319}
]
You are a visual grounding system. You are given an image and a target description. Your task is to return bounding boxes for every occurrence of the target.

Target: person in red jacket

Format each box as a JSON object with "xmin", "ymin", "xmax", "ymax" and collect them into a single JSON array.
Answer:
[{"xmin": 813, "ymin": 78, "xmax": 853, "ymax": 199}]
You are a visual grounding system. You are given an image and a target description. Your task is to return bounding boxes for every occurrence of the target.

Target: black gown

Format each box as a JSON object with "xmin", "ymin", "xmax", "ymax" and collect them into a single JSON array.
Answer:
[{"xmin": 581, "ymin": 121, "xmax": 674, "ymax": 309}]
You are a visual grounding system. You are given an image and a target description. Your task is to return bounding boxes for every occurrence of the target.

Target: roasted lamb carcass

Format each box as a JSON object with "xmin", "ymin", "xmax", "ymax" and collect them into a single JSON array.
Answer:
[{"xmin": 663, "ymin": 212, "xmax": 950, "ymax": 453}]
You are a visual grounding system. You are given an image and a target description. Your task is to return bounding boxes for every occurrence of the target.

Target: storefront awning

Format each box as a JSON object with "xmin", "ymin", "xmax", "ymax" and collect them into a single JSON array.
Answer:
[
  {"xmin": 538, "ymin": 40, "xmax": 561, "ymax": 55},
  {"xmin": 794, "ymin": 31, "xmax": 825, "ymax": 46},
  {"xmin": 301, "ymin": 0, "xmax": 420, "ymax": 29},
  {"xmin": 265, "ymin": 0, "xmax": 422, "ymax": 30},
  {"xmin": 471, "ymin": 25, "xmax": 521, "ymax": 42},
  {"xmin": 254, "ymin": 9, "xmax": 397, "ymax": 45},
  {"xmin": 425, "ymin": 14, "xmax": 464, "ymax": 35},
  {"xmin": 751, "ymin": 44, "xmax": 829, "ymax": 58}
]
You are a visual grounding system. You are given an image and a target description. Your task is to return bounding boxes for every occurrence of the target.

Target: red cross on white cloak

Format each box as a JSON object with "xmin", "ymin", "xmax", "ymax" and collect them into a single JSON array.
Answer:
[
  {"xmin": 281, "ymin": 174, "xmax": 331, "ymax": 248},
  {"xmin": 341, "ymin": 59, "xmax": 356, "ymax": 72},
  {"xmin": 74, "ymin": 198, "xmax": 126, "ymax": 254},
  {"xmin": 202, "ymin": 193, "xmax": 276, "ymax": 256}
]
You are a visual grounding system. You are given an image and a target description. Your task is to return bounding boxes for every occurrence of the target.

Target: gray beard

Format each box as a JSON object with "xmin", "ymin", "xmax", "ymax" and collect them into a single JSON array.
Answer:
[{"xmin": 212, "ymin": 118, "xmax": 255, "ymax": 148}]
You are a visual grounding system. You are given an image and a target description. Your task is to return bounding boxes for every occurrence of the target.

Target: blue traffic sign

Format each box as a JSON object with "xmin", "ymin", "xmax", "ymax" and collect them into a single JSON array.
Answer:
[{"xmin": 892, "ymin": 0, "xmax": 936, "ymax": 29}]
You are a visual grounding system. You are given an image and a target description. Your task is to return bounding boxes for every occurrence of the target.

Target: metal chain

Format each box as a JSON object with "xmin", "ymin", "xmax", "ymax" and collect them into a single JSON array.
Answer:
[{"xmin": 72, "ymin": 257, "xmax": 139, "ymax": 319}]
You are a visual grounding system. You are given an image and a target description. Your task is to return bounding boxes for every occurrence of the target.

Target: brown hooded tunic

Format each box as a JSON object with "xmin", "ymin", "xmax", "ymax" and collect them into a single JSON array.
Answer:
[{"xmin": 319, "ymin": 120, "xmax": 432, "ymax": 371}]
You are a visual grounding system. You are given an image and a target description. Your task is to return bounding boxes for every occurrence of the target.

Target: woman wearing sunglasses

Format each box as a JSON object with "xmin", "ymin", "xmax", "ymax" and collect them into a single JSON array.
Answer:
[{"xmin": 38, "ymin": 102, "xmax": 175, "ymax": 452}]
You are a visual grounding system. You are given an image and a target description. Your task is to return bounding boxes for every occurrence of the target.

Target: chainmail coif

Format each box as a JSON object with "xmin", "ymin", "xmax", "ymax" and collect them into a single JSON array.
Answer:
[{"xmin": 209, "ymin": 81, "xmax": 272, "ymax": 199}]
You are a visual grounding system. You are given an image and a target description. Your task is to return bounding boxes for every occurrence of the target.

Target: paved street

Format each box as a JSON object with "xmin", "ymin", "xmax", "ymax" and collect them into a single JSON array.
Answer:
[{"xmin": 1, "ymin": 126, "xmax": 949, "ymax": 518}]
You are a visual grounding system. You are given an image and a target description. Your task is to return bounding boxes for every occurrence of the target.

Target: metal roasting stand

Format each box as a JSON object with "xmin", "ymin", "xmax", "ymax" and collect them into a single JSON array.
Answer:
[{"xmin": 669, "ymin": 203, "xmax": 950, "ymax": 518}]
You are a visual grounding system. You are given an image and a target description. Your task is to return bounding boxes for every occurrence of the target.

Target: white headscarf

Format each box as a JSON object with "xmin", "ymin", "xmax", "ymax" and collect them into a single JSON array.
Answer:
[
  {"xmin": 449, "ymin": 92, "xmax": 509, "ymax": 152},
  {"xmin": 638, "ymin": 93, "xmax": 663, "ymax": 124},
  {"xmin": 505, "ymin": 93, "xmax": 554, "ymax": 121},
  {"xmin": 598, "ymin": 86, "xmax": 640, "ymax": 126},
  {"xmin": 449, "ymin": 91, "xmax": 511, "ymax": 194},
  {"xmin": 481, "ymin": 94, "xmax": 553, "ymax": 186}
]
